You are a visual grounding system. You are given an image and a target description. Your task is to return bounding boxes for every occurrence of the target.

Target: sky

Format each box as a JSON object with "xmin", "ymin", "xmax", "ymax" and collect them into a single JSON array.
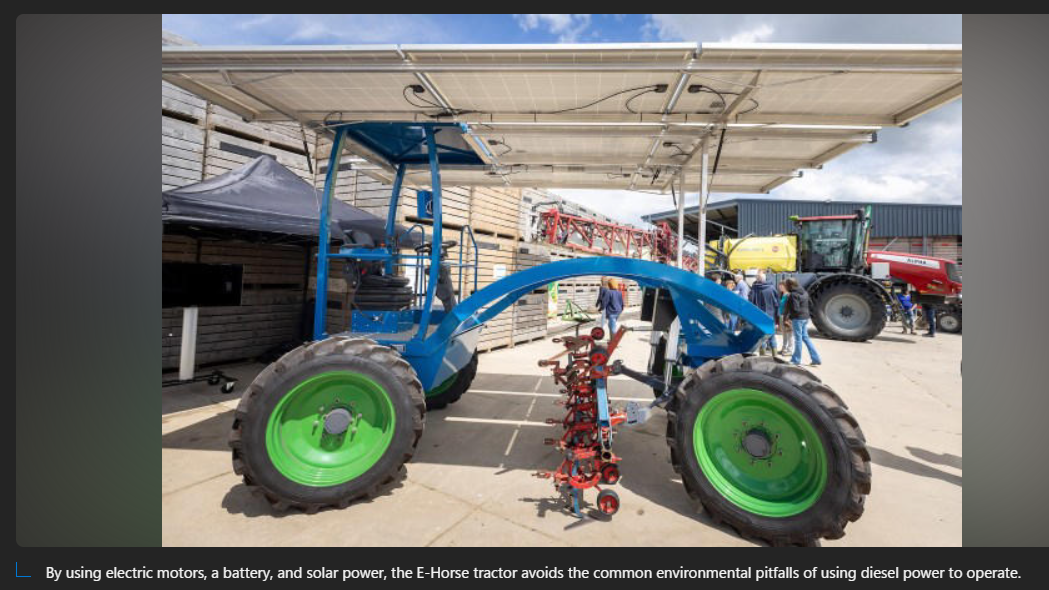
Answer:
[{"xmin": 162, "ymin": 14, "xmax": 963, "ymax": 226}]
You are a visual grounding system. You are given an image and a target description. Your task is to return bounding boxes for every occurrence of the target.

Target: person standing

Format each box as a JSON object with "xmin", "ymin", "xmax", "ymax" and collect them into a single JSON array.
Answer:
[
  {"xmin": 777, "ymin": 281, "xmax": 793, "ymax": 356},
  {"xmin": 896, "ymin": 286, "xmax": 917, "ymax": 335},
  {"xmin": 921, "ymin": 301, "xmax": 938, "ymax": 338},
  {"xmin": 748, "ymin": 272, "xmax": 779, "ymax": 355},
  {"xmin": 723, "ymin": 278, "xmax": 739, "ymax": 331},
  {"xmin": 784, "ymin": 278, "xmax": 822, "ymax": 367},
  {"xmin": 598, "ymin": 278, "xmax": 625, "ymax": 336},
  {"xmin": 595, "ymin": 277, "xmax": 610, "ymax": 336}
]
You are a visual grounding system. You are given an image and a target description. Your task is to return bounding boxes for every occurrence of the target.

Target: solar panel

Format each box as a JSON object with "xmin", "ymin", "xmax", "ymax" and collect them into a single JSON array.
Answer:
[{"xmin": 162, "ymin": 42, "xmax": 961, "ymax": 195}]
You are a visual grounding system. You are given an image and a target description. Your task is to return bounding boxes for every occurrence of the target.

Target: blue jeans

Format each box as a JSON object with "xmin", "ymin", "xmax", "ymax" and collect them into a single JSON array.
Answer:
[
  {"xmin": 606, "ymin": 312, "xmax": 619, "ymax": 336},
  {"xmin": 791, "ymin": 319, "xmax": 822, "ymax": 365}
]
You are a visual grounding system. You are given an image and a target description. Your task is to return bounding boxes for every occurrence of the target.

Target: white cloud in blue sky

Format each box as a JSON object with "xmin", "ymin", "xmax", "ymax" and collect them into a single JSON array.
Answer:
[{"xmin": 162, "ymin": 14, "xmax": 963, "ymax": 225}]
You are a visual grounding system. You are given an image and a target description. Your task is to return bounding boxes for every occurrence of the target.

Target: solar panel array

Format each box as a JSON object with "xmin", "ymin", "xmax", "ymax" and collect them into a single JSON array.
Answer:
[{"xmin": 162, "ymin": 42, "xmax": 961, "ymax": 194}]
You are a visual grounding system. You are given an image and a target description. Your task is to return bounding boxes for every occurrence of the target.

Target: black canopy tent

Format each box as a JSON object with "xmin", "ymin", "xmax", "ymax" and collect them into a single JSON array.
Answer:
[
  {"xmin": 162, "ymin": 156, "xmax": 423, "ymax": 373},
  {"xmin": 162, "ymin": 155, "xmax": 419, "ymax": 247}
]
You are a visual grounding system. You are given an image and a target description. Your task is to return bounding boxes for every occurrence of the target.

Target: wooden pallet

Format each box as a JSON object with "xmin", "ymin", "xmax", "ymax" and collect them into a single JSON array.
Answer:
[{"xmin": 470, "ymin": 186, "xmax": 522, "ymax": 240}]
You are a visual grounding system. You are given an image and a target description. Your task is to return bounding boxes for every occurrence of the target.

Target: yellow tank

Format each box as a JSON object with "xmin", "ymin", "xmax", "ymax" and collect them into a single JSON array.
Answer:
[{"xmin": 708, "ymin": 235, "xmax": 797, "ymax": 272}]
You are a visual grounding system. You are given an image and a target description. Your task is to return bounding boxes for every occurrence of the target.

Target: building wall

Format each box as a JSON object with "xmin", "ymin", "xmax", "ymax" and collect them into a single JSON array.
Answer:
[{"xmin": 735, "ymin": 200, "xmax": 962, "ymax": 240}]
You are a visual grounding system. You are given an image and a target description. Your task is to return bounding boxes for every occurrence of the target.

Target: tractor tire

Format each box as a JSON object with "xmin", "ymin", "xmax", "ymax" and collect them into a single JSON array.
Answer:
[
  {"xmin": 666, "ymin": 354, "xmax": 871, "ymax": 546},
  {"xmin": 229, "ymin": 337, "xmax": 425, "ymax": 512},
  {"xmin": 650, "ymin": 334, "xmax": 668, "ymax": 398},
  {"xmin": 937, "ymin": 310, "xmax": 962, "ymax": 334},
  {"xmin": 425, "ymin": 352, "xmax": 478, "ymax": 410},
  {"xmin": 811, "ymin": 282, "xmax": 886, "ymax": 342}
]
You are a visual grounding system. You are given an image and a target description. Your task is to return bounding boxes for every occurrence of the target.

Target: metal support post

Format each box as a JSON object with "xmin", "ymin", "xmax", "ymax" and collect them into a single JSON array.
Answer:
[
  {"xmin": 416, "ymin": 126, "xmax": 443, "ymax": 340},
  {"xmin": 313, "ymin": 125, "xmax": 347, "ymax": 341},
  {"xmin": 675, "ymin": 169, "xmax": 685, "ymax": 268},
  {"xmin": 697, "ymin": 135, "xmax": 710, "ymax": 275},
  {"xmin": 384, "ymin": 164, "xmax": 406, "ymax": 275}
]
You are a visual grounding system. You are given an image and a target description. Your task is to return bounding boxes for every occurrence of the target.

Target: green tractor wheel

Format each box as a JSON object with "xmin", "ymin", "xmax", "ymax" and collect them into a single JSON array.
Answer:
[
  {"xmin": 667, "ymin": 354, "xmax": 870, "ymax": 546},
  {"xmin": 425, "ymin": 351, "xmax": 478, "ymax": 410},
  {"xmin": 229, "ymin": 337, "xmax": 425, "ymax": 512}
]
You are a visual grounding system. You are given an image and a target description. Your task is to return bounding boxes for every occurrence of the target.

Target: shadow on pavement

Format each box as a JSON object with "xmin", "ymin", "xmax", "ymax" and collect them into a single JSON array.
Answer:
[
  {"xmin": 907, "ymin": 446, "xmax": 963, "ymax": 470},
  {"xmin": 869, "ymin": 446, "xmax": 962, "ymax": 487}
]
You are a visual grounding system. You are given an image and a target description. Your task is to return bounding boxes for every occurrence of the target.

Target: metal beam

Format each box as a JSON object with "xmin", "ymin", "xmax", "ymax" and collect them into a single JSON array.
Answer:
[
  {"xmin": 162, "ymin": 73, "xmax": 257, "ymax": 121},
  {"xmin": 893, "ymin": 81, "xmax": 963, "ymax": 125},
  {"xmin": 721, "ymin": 71, "xmax": 765, "ymax": 120},
  {"xmin": 163, "ymin": 61, "xmax": 962, "ymax": 75},
  {"xmin": 248, "ymin": 109, "xmax": 902, "ymax": 127},
  {"xmin": 632, "ymin": 69, "xmax": 692, "ymax": 190}
]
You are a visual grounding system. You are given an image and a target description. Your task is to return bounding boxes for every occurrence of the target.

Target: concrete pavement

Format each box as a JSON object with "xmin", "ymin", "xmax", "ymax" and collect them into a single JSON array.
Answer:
[{"xmin": 162, "ymin": 320, "xmax": 962, "ymax": 546}]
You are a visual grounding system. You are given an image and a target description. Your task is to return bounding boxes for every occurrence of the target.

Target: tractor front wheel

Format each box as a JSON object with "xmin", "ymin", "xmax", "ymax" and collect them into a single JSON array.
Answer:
[
  {"xmin": 425, "ymin": 351, "xmax": 478, "ymax": 410},
  {"xmin": 229, "ymin": 337, "xmax": 425, "ymax": 512},
  {"xmin": 667, "ymin": 354, "xmax": 870, "ymax": 546}
]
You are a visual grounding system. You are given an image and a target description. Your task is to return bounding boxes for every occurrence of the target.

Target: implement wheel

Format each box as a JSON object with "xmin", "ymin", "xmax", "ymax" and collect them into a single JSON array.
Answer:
[
  {"xmin": 425, "ymin": 351, "xmax": 478, "ymax": 410},
  {"xmin": 666, "ymin": 354, "xmax": 871, "ymax": 546},
  {"xmin": 229, "ymin": 337, "xmax": 425, "ymax": 512}
]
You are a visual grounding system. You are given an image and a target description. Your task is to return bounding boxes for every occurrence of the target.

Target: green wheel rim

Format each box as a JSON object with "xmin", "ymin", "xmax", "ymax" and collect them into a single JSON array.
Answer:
[
  {"xmin": 426, "ymin": 374, "xmax": 456, "ymax": 398},
  {"xmin": 693, "ymin": 387, "xmax": 827, "ymax": 517},
  {"xmin": 266, "ymin": 371, "xmax": 396, "ymax": 487}
]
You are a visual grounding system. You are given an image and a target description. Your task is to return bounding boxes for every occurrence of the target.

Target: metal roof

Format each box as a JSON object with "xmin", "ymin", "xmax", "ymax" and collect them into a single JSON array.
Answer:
[
  {"xmin": 644, "ymin": 198, "xmax": 962, "ymax": 238},
  {"xmin": 162, "ymin": 42, "xmax": 962, "ymax": 194}
]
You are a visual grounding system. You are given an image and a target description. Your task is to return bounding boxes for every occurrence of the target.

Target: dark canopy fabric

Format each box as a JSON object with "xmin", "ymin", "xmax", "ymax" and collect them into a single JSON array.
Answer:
[{"xmin": 162, "ymin": 155, "xmax": 418, "ymax": 247}]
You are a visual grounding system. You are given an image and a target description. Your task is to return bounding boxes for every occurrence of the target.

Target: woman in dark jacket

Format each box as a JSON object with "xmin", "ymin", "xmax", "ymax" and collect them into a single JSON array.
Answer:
[
  {"xmin": 784, "ymin": 278, "xmax": 822, "ymax": 367},
  {"xmin": 747, "ymin": 272, "xmax": 780, "ymax": 355}
]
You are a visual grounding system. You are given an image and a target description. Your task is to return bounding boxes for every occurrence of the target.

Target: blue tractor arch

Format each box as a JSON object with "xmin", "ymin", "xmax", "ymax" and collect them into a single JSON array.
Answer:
[{"xmin": 311, "ymin": 121, "xmax": 773, "ymax": 391}]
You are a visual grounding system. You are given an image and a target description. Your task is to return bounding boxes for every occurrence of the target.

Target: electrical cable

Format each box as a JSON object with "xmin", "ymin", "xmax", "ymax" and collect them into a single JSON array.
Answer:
[{"xmin": 541, "ymin": 84, "xmax": 664, "ymax": 115}]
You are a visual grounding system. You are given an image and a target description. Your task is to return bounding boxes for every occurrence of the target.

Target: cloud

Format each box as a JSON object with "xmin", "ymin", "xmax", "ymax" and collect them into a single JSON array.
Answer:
[
  {"xmin": 721, "ymin": 23, "xmax": 775, "ymax": 44},
  {"xmin": 643, "ymin": 14, "xmax": 961, "ymax": 44},
  {"xmin": 774, "ymin": 101, "xmax": 963, "ymax": 205},
  {"xmin": 514, "ymin": 14, "xmax": 592, "ymax": 42},
  {"xmin": 162, "ymin": 14, "xmax": 454, "ymax": 45}
]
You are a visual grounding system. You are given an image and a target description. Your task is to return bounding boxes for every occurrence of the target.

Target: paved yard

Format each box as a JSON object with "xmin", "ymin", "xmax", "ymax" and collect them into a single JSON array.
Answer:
[{"xmin": 162, "ymin": 319, "xmax": 962, "ymax": 546}]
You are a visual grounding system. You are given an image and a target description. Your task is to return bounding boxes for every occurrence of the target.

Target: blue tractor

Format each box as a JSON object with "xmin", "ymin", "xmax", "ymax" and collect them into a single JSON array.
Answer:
[{"xmin": 229, "ymin": 122, "xmax": 871, "ymax": 545}]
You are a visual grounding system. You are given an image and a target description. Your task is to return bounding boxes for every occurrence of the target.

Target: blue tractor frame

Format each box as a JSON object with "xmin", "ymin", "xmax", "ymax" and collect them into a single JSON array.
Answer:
[
  {"xmin": 232, "ymin": 119, "xmax": 871, "ymax": 546},
  {"xmin": 311, "ymin": 121, "xmax": 774, "ymax": 393}
]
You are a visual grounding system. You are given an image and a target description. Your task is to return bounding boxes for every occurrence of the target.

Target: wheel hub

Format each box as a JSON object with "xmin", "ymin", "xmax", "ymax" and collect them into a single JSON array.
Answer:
[
  {"xmin": 742, "ymin": 428, "xmax": 773, "ymax": 459},
  {"xmin": 323, "ymin": 407, "xmax": 353, "ymax": 436}
]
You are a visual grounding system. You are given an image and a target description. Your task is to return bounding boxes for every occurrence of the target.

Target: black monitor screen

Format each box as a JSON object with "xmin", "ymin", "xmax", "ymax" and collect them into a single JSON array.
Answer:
[{"xmin": 162, "ymin": 262, "xmax": 243, "ymax": 308}]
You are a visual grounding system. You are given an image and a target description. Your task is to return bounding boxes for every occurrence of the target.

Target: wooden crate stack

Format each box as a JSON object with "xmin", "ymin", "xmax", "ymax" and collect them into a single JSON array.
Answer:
[
  {"xmin": 466, "ymin": 235, "xmax": 517, "ymax": 352},
  {"xmin": 470, "ymin": 186, "xmax": 523, "ymax": 240},
  {"xmin": 511, "ymin": 243, "xmax": 550, "ymax": 345},
  {"xmin": 161, "ymin": 83, "xmax": 206, "ymax": 191},
  {"xmin": 204, "ymin": 105, "xmax": 314, "ymax": 183}
]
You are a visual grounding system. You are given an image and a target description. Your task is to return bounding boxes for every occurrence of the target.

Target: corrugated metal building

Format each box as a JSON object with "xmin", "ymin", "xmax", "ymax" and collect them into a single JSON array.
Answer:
[{"xmin": 643, "ymin": 198, "xmax": 963, "ymax": 267}]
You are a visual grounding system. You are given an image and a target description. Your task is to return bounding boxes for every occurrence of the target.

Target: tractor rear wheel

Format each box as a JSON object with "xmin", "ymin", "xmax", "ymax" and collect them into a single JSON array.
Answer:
[
  {"xmin": 425, "ymin": 351, "xmax": 478, "ymax": 410},
  {"xmin": 666, "ymin": 354, "xmax": 871, "ymax": 546},
  {"xmin": 811, "ymin": 282, "xmax": 886, "ymax": 342},
  {"xmin": 229, "ymin": 337, "xmax": 425, "ymax": 512}
]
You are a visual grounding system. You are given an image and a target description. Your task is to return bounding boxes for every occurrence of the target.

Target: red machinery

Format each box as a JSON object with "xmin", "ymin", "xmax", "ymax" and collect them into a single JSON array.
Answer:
[
  {"xmin": 866, "ymin": 250, "xmax": 962, "ymax": 299},
  {"xmin": 536, "ymin": 326, "xmax": 629, "ymax": 518},
  {"xmin": 539, "ymin": 207, "xmax": 698, "ymax": 271}
]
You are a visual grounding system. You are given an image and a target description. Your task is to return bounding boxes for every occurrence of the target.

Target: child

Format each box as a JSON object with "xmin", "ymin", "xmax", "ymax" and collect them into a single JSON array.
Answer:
[{"xmin": 896, "ymin": 286, "xmax": 917, "ymax": 335}]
